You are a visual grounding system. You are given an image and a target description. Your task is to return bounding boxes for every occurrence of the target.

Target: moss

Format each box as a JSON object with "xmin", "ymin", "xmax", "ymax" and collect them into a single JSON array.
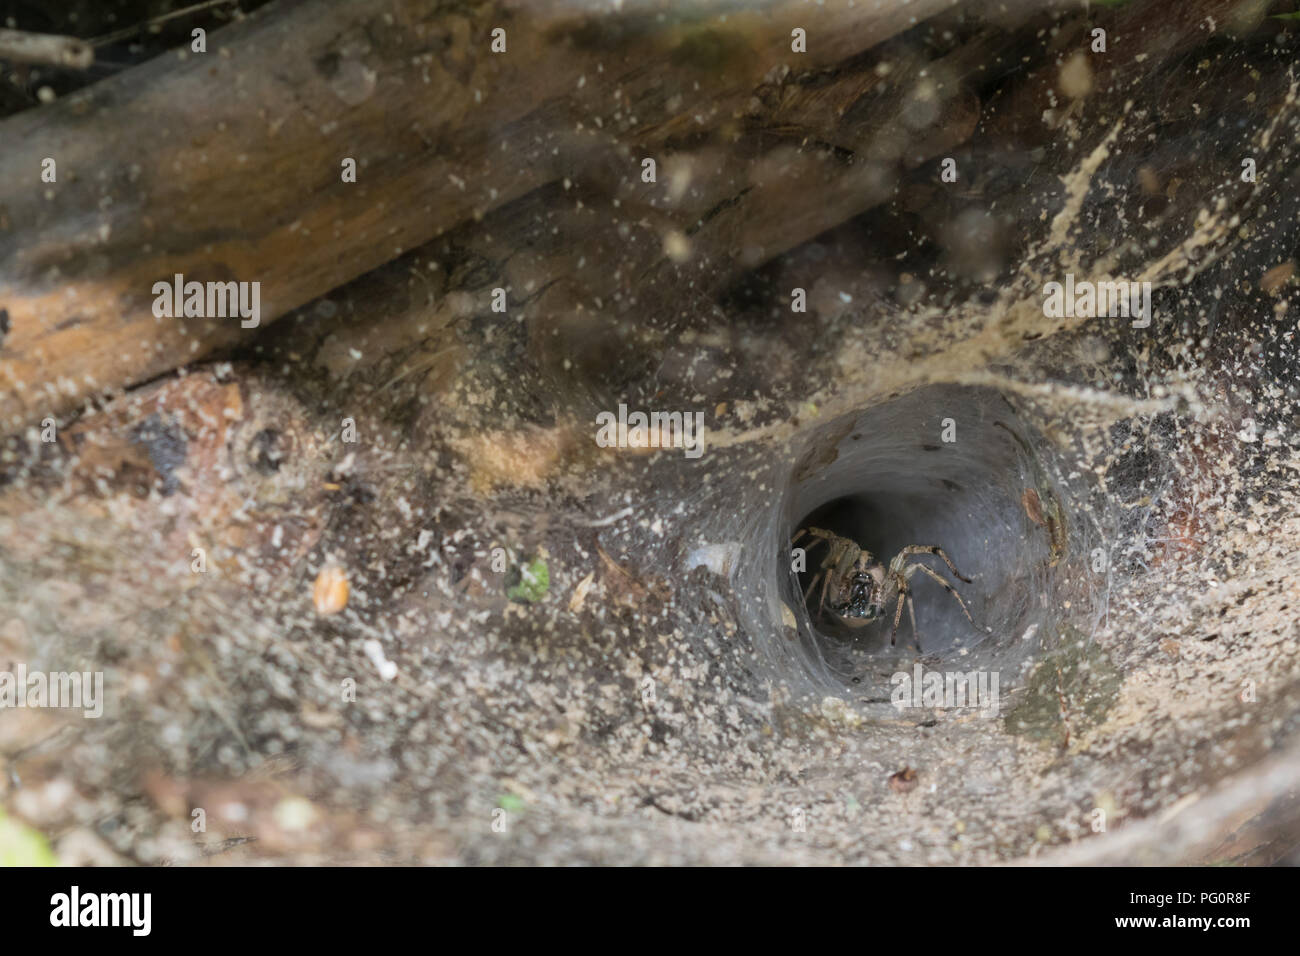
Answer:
[
  {"xmin": 1003, "ymin": 629, "xmax": 1123, "ymax": 747},
  {"xmin": 506, "ymin": 555, "xmax": 550, "ymax": 604}
]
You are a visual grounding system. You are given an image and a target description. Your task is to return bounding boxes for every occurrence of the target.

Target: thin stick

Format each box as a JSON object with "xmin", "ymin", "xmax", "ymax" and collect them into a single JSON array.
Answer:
[
  {"xmin": 89, "ymin": 0, "xmax": 238, "ymax": 48},
  {"xmin": 0, "ymin": 29, "xmax": 94, "ymax": 69}
]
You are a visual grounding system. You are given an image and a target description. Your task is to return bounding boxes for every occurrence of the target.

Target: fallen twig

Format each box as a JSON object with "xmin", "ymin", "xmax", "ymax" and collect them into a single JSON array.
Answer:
[{"xmin": 0, "ymin": 29, "xmax": 94, "ymax": 69}]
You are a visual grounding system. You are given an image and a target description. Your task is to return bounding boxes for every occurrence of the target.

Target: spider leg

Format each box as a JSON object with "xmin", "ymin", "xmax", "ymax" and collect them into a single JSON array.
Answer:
[
  {"xmin": 892, "ymin": 545, "xmax": 972, "ymax": 583},
  {"xmin": 833, "ymin": 551, "xmax": 857, "ymax": 590},
  {"xmin": 803, "ymin": 570, "xmax": 823, "ymax": 607},
  {"xmin": 793, "ymin": 531, "xmax": 831, "ymax": 592},
  {"xmin": 904, "ymin": 562, "xmax": 977, "ymax": 627},
  {"xmin": 793, "ymin": 527, "xmax": 832, "ymax": 559},
  {"xmin": 906, "ymin": 593, "xmax": 920, "ymax": 651},
  {"xmin": 819, "ymin": 565, "xmax": 835, "ymax": 621},
  {"xmin": 890, "ymin": 574, "xmax": 909, "ymax": 646}
]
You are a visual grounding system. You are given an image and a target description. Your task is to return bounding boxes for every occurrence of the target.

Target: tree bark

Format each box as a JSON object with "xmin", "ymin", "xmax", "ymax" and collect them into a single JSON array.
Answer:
[{"xmin": 0, "ymin": 0, "xmax": 960, "ymax": 432}]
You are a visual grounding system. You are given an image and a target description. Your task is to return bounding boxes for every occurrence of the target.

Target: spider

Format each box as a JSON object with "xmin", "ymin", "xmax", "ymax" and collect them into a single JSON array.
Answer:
[{"xmin": 791, "ymin": 526, "xmax": 978, "ymax": 648}]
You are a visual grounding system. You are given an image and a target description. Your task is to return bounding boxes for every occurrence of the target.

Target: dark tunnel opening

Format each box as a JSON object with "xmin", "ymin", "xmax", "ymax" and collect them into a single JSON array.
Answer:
[{"xmin": 771, "ymin": 385, "xmax": 1088, "ymax": 701}]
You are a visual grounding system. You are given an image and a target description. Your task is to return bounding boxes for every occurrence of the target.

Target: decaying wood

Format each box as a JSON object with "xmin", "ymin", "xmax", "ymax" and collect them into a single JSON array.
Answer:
[
  {"xmin": 0, "ymin": 29, "xmax": 94, "ymax": 69},
  {"xmin": 0, "ymin": 0, "xmax": 961, "ymax": 433},
  {"xmin": 254, "ymin": 0, "xmax": 1239, "ymax": 403}
]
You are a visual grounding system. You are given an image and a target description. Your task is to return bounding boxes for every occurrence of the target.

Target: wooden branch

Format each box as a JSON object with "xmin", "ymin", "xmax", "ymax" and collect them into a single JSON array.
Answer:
[
  {"xmin": 0, "ymin": 29, "xmax": 94, "ymax": 69},
  {"xmin": 237, "ymin": 0, "xmax": 1245, "ymax": 406},
  {"xmin": 0, "ymin": 0, "xmax": 958, "ymax": 433}
]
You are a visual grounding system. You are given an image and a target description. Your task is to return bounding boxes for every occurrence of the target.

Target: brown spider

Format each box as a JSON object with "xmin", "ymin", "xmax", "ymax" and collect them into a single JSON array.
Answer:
[{"xmin": 791, "ymin": 526, "xmax": 978, "ymax": 647}]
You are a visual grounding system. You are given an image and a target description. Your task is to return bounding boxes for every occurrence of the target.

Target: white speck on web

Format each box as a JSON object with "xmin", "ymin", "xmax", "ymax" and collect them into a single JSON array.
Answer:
[{"xmin": 363, "ymin": 640, "xmax": 398, "ymax": 681}]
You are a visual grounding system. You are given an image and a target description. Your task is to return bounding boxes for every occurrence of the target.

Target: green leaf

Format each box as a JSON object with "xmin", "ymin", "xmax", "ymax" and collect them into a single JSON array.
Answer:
[
  {"xmin": 496, "ymin": 793, "xmax": 526, "ymax": 813},
  {"xmin": 506, "ymin": 556, "xmax": 549, "ymax": 604},
  {"xmin": 0, "ymin": 808, "xmax": 58, "ymax": 866}
]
